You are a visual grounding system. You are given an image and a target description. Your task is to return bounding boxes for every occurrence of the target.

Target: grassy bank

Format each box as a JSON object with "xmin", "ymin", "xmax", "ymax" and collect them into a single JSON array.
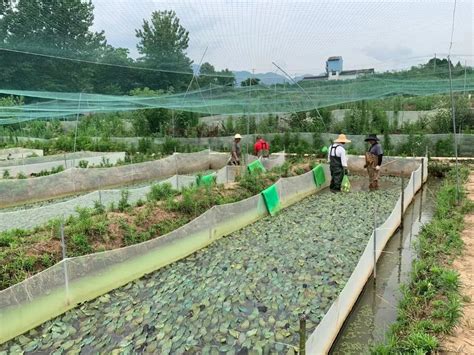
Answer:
[{"xmin": 372, "ymin": 166, "xmax": 472, "ymax": 354}]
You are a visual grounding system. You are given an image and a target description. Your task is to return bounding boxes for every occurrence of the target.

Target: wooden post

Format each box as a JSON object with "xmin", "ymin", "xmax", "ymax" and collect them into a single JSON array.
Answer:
[
  {"xmin": 299, "ymin": 314, "xmax": 306, "ymax": 355},
  {"xmin": 60, "ymin": 219, "xmax": 70, "ymax": 305}
]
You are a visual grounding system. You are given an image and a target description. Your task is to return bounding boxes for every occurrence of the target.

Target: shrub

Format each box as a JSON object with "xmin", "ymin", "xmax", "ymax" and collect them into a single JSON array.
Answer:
[
  {"xmin": 118, "ymin": 190, "xmax": 130, "ymax": 212},
  {"xmin": 147, "ymin": 182, "xmax": 177, "ymax": 202}
]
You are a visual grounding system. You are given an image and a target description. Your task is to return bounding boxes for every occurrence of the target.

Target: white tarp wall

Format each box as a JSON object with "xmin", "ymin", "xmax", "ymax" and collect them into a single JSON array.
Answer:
[
  {"xmin": 0, "ymin": 147, "xmax": 43, "ymax": 160},
  {"xmin": 0, "ymin": 151, "xmax": 229, "ymax": 208},
  {"xmin": 306, "ymin": 157, "xmax": 427, "ymax": 354},
  {"xmin": 0, "ymin": 151, "xmax": 126, "ymax": 177}
]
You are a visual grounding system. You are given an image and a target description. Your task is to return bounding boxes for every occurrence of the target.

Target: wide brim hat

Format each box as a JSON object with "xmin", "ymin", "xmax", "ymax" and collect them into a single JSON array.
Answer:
[
  {"xmin": 364, "ymin": 134, "xmax": 380, "ymax": 142},
  {"xmin": 234, "ymin": 134, "xmax": 242, "ymax": 139},
  {"xmin": 333, "ymin": 134, "xmax": 351, "ymax": 143}
]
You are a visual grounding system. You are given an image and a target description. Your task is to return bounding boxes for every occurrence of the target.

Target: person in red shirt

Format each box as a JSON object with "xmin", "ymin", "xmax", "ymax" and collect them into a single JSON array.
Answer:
[{"xmin": 254, "ymin": 136, "xmax": 270, "ymax": 157}]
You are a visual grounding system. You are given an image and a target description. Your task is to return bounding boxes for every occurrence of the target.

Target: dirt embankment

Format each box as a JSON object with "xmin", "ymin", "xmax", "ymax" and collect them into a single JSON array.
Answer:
[{"xmin": 439, "ymin": 171, "xmax": 474, "ymax": 354}]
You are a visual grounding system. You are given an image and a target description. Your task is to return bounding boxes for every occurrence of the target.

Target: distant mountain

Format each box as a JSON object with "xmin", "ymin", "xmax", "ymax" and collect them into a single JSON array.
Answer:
[
  {"xmin": 191, "ymin": 64, "xmax": 316, "ymax": 85},
  {"xmin": 233, "ymin": 71, "xmax": 289, "ymax": 86}
]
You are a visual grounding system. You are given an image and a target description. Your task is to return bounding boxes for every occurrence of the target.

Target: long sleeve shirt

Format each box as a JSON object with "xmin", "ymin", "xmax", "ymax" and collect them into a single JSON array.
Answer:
[
  {"xmin": 369, "ymin": 143, "xmax": 383, "ymax": 166},
  {"xmin": 327, "ymin": 143, "xmax": 348, "ymax": 167}
]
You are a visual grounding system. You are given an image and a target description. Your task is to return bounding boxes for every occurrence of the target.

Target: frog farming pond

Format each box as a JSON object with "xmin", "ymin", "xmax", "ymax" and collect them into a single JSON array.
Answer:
[{"xmin": 2, "ymin": 176, "xmax": 403, "ymax": 354}]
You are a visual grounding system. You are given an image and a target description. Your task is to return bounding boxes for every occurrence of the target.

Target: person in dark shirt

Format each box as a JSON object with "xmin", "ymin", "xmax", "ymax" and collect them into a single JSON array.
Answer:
[
  {"xmin": 364, "ymin": 134, "xmax": 383, "ymax": 190},
  {"xmin": 230, "ymin": 134, "xmax": 242, "ymax": 165}
]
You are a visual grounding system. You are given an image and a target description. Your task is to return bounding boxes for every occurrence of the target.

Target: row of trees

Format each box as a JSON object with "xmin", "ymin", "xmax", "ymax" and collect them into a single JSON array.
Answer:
[{"xmin": 0, "ymin": 1, "xmax": 235, "ymax": 94}]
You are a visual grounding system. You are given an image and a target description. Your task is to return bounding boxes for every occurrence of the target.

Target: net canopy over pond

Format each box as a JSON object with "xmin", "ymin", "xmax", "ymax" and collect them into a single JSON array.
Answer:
[{"xmin": 0, "ymin": 74, "xmax": 473, "ymax": 124}]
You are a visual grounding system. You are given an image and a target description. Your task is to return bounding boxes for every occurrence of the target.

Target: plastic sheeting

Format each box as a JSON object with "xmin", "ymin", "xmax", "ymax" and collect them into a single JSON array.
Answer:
[
  {"xmin": 0, "ymin": 150, "xmax": 229, "ymax": 208},
  {"xmin": 0, "ymin": 154, "xmax": 288, "ymax": 232},
  {"xmin": 0, "ymin": 151, "xmax": 125, "ymax": 177},
  {"xmin": 0, "ymin": 162, "xmax": 329, "ymax": 343},
  {"xmin": 306, "ymin": 157, "xmax": 427, "ymax": 354}
]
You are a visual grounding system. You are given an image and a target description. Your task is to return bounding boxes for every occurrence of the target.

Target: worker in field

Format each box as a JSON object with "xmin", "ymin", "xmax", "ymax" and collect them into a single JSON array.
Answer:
[
  {"xmin": 254, "ymin": 135, "xmax": 270, "ymax": 158},
  {"xmin": 327, "ymin": 134, "xmax": 350, "ymax": 193},
  {"xmin": 229, "ymin": 133, "xmax": 242, "ymax": 165},
  {"xmin": 364, "ymin": 134, "xmax": 383, "ymax": 190}
]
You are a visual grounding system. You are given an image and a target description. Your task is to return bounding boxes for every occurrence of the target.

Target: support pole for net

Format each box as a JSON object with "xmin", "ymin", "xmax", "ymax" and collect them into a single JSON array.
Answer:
[
  {"xmin": 373, "ymin": 207, "xmax": 377, "ymax": 281},
  {"xmin": 447, "ymin": 0, "xmax": 460, "ymax": 204},
  {"xmin": 271, "ymin": 61, "xmax": 327, "ymax": 130},
  {"xmin": 60, "ymin": 218, "xmax": 70, "ymax": 305},
  {"xmin": 299, "ymin": 314, "xmax": 306, "ymax": 355}
]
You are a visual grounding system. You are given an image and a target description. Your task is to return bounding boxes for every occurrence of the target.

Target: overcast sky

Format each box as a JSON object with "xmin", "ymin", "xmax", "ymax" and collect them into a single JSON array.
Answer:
[{"xmin": 92, "ymin": 0, "xmax": 473, "ymax": 75}]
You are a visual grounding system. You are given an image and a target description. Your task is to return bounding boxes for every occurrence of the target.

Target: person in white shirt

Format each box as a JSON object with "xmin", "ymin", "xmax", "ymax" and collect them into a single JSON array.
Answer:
[{"xmin": 327, "ymin": 134, "xmax": 351, "ymax": 192}]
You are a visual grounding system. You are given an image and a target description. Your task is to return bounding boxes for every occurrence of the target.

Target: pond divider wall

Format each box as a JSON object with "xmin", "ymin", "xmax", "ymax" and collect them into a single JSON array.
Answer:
[
  {"xmin": 306, "ymin": 156, "xmax": 427, "ymax": 354},
  {"xmin": 0, "ymin": 151, "xmax": 126, "ymax": 177},
  {"xmin": 0, "ymin": 150, "xmax": 229, "ymax": 208},
  {"xmin": 0, "ymin": 154, "xmax": 284, "ymax": 232}
]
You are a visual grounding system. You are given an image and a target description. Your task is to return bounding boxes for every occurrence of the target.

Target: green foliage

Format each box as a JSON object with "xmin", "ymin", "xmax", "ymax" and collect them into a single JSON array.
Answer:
[
  {"xmin": 118, "ymin": 190, "xmax": 130, "ymax": 212},
  {"xmin": 2, "ymin": 169, "xmax": 10, "ymax": 179},
  {"xmin": 241, "ymin": 77, "xmax": 260, "ymax": 87},
  {"xmin": 237, "ymin": 169, "xmax": 269, "ymax": 195},
  {"xmin": 372, "ymin": 167, "xmax": 470, "ymax": 353},
  {"xmin": 16, "ymin": 172, "xmax": 27, "ymax": 179},
  {"xmin": 78, "ymin": 160, "xmax": 89, "ymax": 169},
  {"xmin": 147, "ymin": 182, "xmax": 177, "ymax": 201}
]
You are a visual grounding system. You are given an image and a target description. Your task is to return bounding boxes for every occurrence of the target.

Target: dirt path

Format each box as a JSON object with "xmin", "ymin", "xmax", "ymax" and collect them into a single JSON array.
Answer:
[{"xmin": 439, "ymin": 171, "xmax": 474, "ymax": 354}]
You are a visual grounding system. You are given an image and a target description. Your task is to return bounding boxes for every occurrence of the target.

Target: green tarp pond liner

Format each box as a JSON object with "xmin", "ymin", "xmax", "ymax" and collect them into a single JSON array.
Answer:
[
  {"xmin": 312, "ymin": 164, "xmax": 326, "ymax": 187},
  {"xmin": 261, "ymin": 184, "xmax": 280, "ymax": 216},
  {"xmin": 196, "ymin": 173, "xmax": 216, "ymax": 187},
  {"xmin": 247, "ymin": 159, "xmax": 266, "ymax": 174}
]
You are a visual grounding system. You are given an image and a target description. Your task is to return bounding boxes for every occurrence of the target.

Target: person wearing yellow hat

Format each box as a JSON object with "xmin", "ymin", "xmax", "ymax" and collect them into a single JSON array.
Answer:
[
  {"xmin": 230, "ymin": 133, "xmax": 242, "ymax": 165},
  {"xmin": 327, "ymin": 133, "xmax": 351, "ymax": 192}
]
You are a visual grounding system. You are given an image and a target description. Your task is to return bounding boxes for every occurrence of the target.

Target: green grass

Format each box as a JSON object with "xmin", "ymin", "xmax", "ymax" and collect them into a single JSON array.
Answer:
[{"xmin": 372, "ymin": 166, "xmax": 472, "ymax": 354}]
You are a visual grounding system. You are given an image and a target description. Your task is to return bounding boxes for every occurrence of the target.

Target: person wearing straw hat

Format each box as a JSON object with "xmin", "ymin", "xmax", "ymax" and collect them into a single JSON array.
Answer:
[
  {"xmin": 364, "ymin": 134, "xmax": 383, "ymax": 190},
  {"xmin": 327, "ymin": 133, "xmax": 351, "ymax": 192},
  {"xmin": 230, "ymin": 133, "xmax": 242, "ymax": 165}
]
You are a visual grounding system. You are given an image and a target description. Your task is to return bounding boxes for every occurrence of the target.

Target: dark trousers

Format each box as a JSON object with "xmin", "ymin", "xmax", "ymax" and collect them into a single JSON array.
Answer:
[{"xmin": 330, "ymin": 164, "xmax": 344, "ymax": 191}]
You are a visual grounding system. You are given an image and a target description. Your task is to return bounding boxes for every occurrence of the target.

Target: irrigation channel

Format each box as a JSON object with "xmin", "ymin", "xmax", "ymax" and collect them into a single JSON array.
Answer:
[
  {"xmin": 1, "ymin": 176, "xmax": 403, "ymax": 354},
  {"xmin": 331, "ymin": 179, "xmax": 438, "ymax": 354}
]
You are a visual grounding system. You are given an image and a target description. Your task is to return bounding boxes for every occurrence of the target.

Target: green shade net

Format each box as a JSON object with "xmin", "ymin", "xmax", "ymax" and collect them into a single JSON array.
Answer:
[
  {"xmin": 261, "ymin": 184, "xmax": 280, "ymax": 216},
  {"xmin": 312, "ymin": 164, "xmax": 326, "ymax": 187},
  {"xmin": 247, "ymin": 159, "xmax": 266, "ymax": 174},
  {"xmin": 196, "ymin": 173, "xmax": 215, "ymax": 187},
  {"xmin": 0, "ymin": 73, "xmax": 473, "ymax": 125}
]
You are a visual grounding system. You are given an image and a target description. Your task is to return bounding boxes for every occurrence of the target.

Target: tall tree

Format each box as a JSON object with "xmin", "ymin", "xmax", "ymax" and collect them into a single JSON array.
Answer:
[
  {"xmin": 0, "ymin": 0, "xmax": 110, "ymax": 92},
  {"xmin": 135, "ymin": 10, "xmax": 193, "ymax": 91},
  {"xmin": 198, "ymin": 62, "xmax": 235, "ymax": 87}
]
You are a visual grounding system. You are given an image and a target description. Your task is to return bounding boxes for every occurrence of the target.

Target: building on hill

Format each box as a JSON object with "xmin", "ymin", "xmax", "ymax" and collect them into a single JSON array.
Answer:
[{"xmin": 303, "ymin": 56, "xmax": 374, "ymax": 81}]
